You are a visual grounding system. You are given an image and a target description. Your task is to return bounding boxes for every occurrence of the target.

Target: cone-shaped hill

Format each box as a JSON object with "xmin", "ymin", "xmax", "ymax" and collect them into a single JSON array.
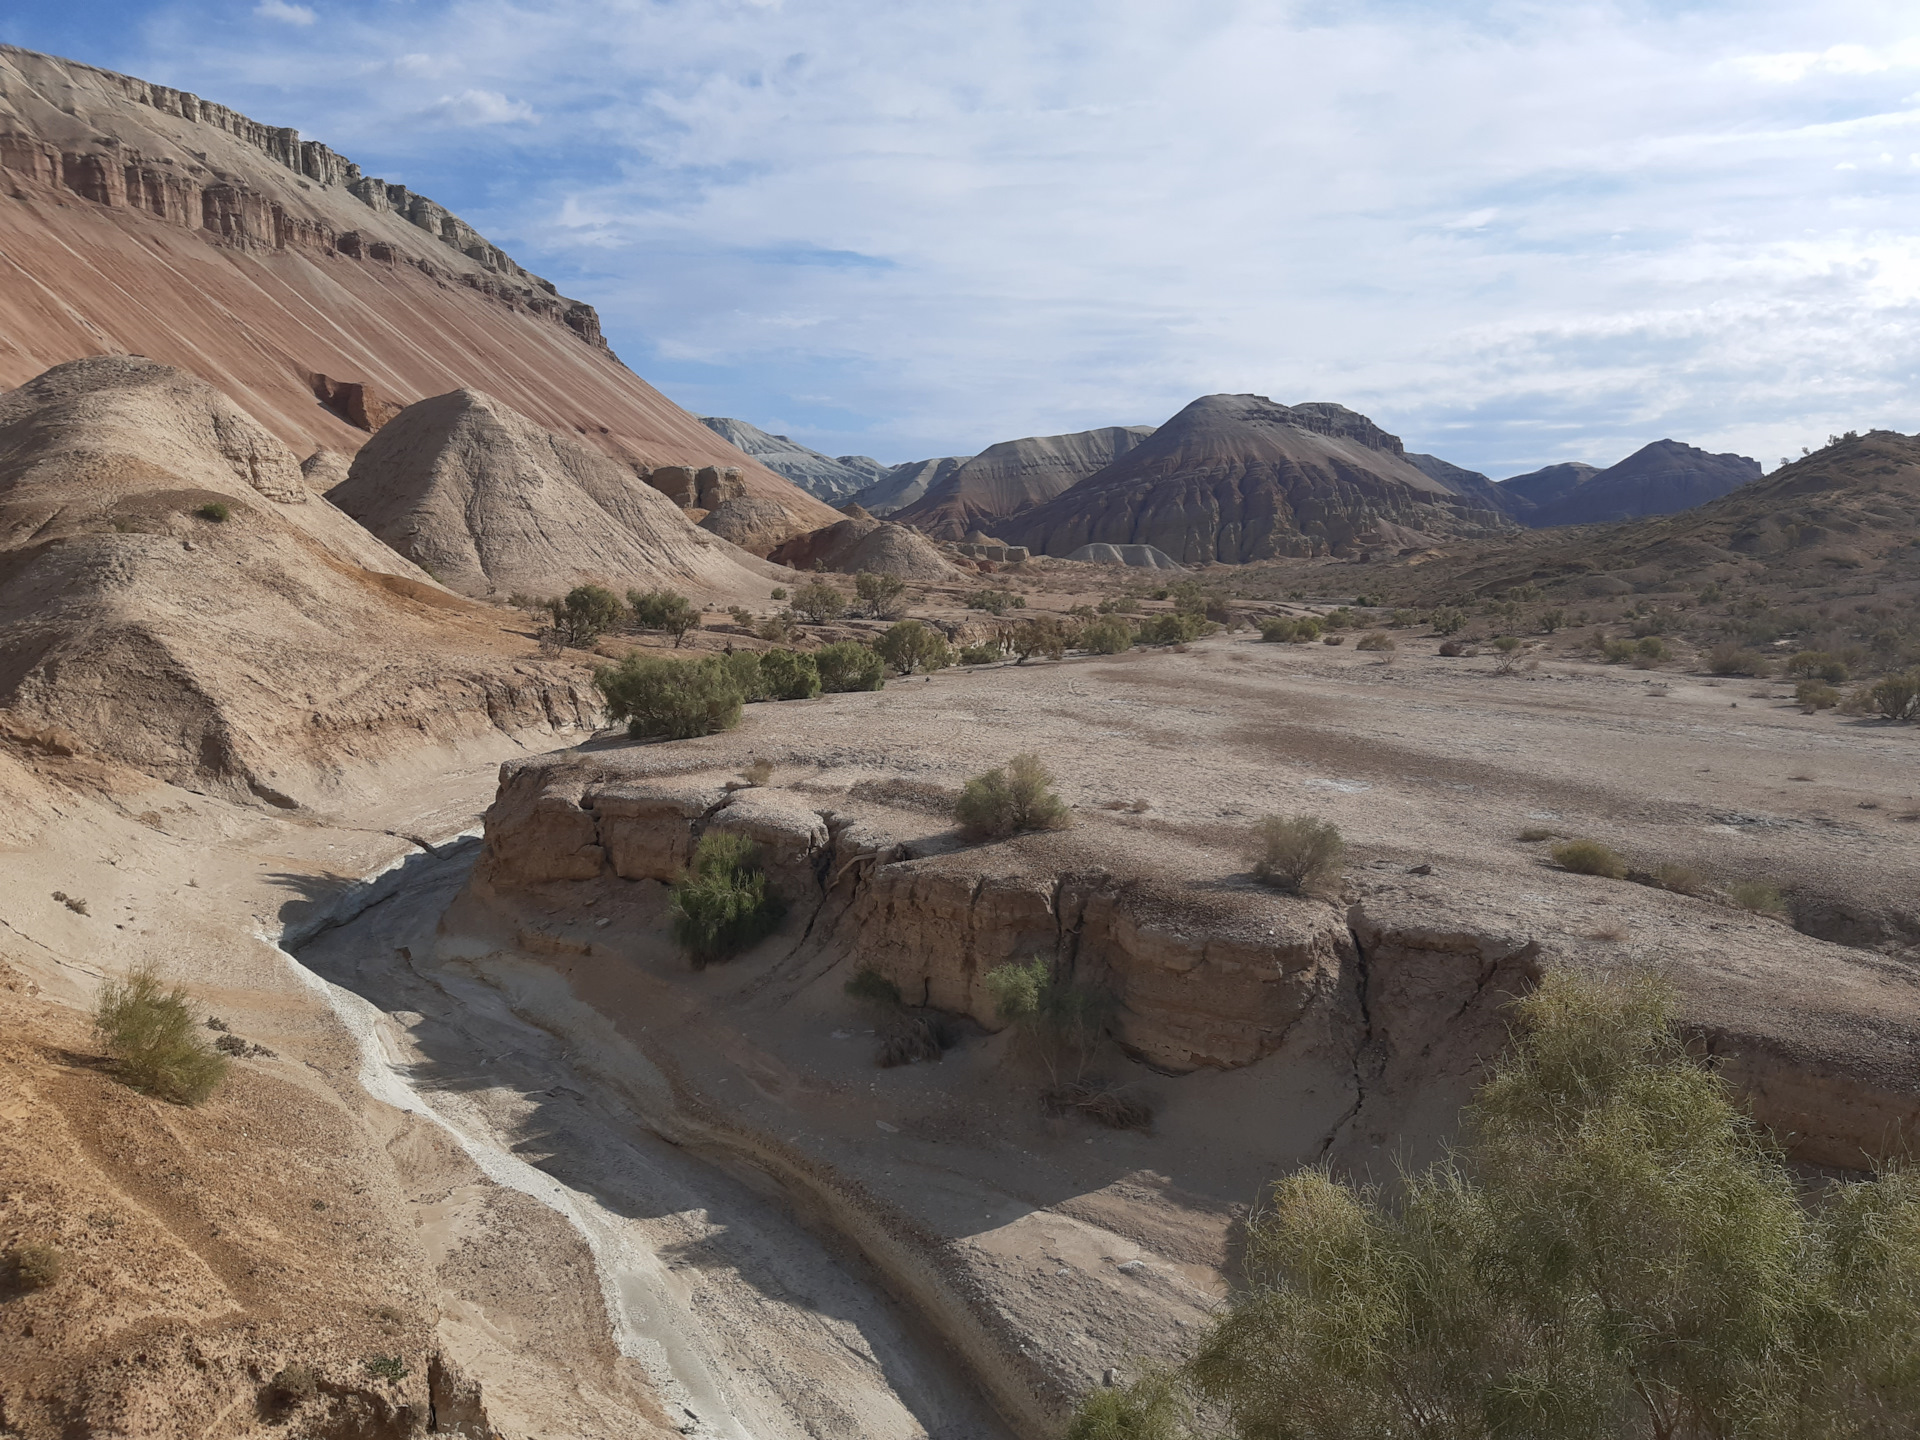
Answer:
[
  {"xmin": 890, "ymin": 425, "xmax": 1156, "ymax": 541},
  {"xmin": 328, "ymin": 390, "xmax": 780, "ymax": 600},
  {"xmin": 1002, "ymin": 394, "xmax": 1515, "ymax": 563},
  {"xmin": 1516, "ymin": 440, "xmax": 1760, "ymax": 527},
  {"xmin": 0, "ymin": 357, "xmax": 598, "ymax": 804}
]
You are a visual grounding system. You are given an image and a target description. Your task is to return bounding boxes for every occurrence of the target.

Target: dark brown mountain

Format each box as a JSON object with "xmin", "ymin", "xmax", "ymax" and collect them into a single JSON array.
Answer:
[
  {"xmin": 1001, "ymin": 394, "xmax": 1515, "ymax": 563},
  {"xmin": 890, "ymin": 425, "xmax": 1155, "ymax": 540},
  {"xmin": 1497, "ymin": 461, "xmax": 1599, "ymax": 513},
  {"xmin": 1518, "ymin": 441, "xmax": 1759, "ymax": 526}
]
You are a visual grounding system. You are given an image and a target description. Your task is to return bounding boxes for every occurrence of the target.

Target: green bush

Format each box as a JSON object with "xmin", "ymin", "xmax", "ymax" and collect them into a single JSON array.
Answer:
[
  {"xmin": 1096, "ymin": 596, "xmax": 1140, "ymax": 615},
  {"xmin": 1080, "ymin": 617, "xmax": 1135, "ymax": 654},
  {"xmin": 1064, "ymin": 1370, "xmax": 1187, "ymax": 1440},
  {"xmin": 1354, "ymin": 631, "xmax": 1395, "ymax": 652},
  {"xmin": 758, "ymin": 648, "xmax": 822, "ymax": 700},
  {"xmin": 1709, "ymin": 643, "xmax": 1772, "ymax": 677},
  {"xmin": 1633, "ymin": 636, "xmax": 1671, "ymax": 667},
  {"xmin": 548, "ymin": 584, "xmax": 626, "ymax": 648},
  {"xmin": 1787, "ymin": 650, "xmax": 1850, "ymax": 683},
  {"xmin": 957, "ymin": 641, "xmax": 1004, "ymax": 665},
  {"xmin": 721, "ymin": 649, "xmax": 769, "ymax": 702},
  {"xmin": 670, "ymin": 832, "xmax": 785, "ymax": 968},
  {"xmin": 1538, "ymin": 608, "xmax": 1567, "ymax": 633},
  {"xmin": 1258, "ymin": 616, "xmax": 1322, "ymax": 644},
  {"xmin": 1155, "ymin": 968, "xmax": 1920, "ymax": 1440},
  {"xmin": 1552, "ymin": 838, "xmax": 1627, "ymax": 878},
  {"xmin": 94, "ymin": 965, "xmax": 229, "ymax": 1104},
  {"xmin": 1732, "ymin": 879, "xmax": 1790, "ymax": 917},
  {"xmin": 1136, "ymin": 612, "xmax": 1214, "ymax": 646},
  {"xmin": 195, "ymin": 501, "xmax": 230, "ymax": 523},
  {"xmin": 956, "ymin": 753, "xmax": 1071, "ymax": 839},
  {"xmin": 627, "ymin": 587, "xmax": 699, "ymax": 645},
  {"xmin": 1251, "ymin": 815, "xmax": 1345, "ymax": 893},
  {"xmin": 1431, "ymin": 606, "xmax": 1466, "ymax": 635},
  {"xmin": 770, "ymin": 586, "xmax": 787, "ymax": 600},
  {"xmin": 1870, "ymin": 672, "xmax": 1920, "ymax": 721},
  {"xmin": 876, "ymin": 619, "xmax": 952, "ymax": 674},
  {"xmin": 7, "ymin": 1241, "xmax": 64, "ymax": 1291},
  {"xmin": 1600, "ymin": 637, "xmax": 1636, "ymax": 663},
  {"xmin": 1011, "ymin": 615, "xmax": 1074, "ymax": 661},
  {"xmin": 815, "ymin": 640, "xmax": 885, "ymax": 692},
  {"xmin": 1796, "ymin": 679, "xmax": 1841, "ymax": 712},
  {"xmin": 967, "ymin": 588, "xmax": 1025, "ymax": 615},
  {"xmin": 854, "ymin": 570, "xmax": 907, "ymax": 618},
  {"xmin": 789, "ymin": 578, "xmax": 847, "ymax": 624},
  {"xmin": 594, "ymin": 653, "xmax": 743, "ymax": 739}
]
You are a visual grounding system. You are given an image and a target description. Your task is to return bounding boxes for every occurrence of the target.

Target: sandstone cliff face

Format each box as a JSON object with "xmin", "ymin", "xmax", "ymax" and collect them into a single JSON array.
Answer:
[
  {"xmin": 889, "ymin": 426, "xmax": 1156, "ymax": 541},
  {"xmin": 0, "ymin": 46, "xmax": 840, "ymax": 538},
  {"xmin": 0, "ymin": 358, "xmax": 600, "ymax": 803},
  {"xmin": 1004, "ymin": 394, "xmax": 1515, "ymax": 563}
]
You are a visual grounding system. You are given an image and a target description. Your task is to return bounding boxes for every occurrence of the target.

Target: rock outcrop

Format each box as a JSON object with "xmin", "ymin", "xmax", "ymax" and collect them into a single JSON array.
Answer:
[
  {"xmin": 765, "ymin": 514, "xmax": 960, "ymax": 581},
  {"xmin": 1003, "ymin": 395, "xmax": 1516, "ymax": 563},
  {"xmin": 0, "ymin": 357, "xmax": 601, "ymax": 802},
  {"xmin": 889, "ymin": 426, "xmax": 1156, "ymax": 540},
  {"xmin": 327, "ymin": 389, "xmax": 779, "ymax": 599},
  {"xmin": 1062, "ymin": 542, "xmax": 1182, "ymax": 569},
  {"xmin": 699, "ymin": 416, "xmax": 886, "ymax": 504},
  {"xmin": 0, "ymin": 46, "xmax": 840, "ymax": 539},
  {"xmin": 1514, "ymin": 439, "xmax": 1762, "ymax": 526},
  {"xmin": 1404, "ymin": 451, "xmax": 1533, "ymax": 519}
]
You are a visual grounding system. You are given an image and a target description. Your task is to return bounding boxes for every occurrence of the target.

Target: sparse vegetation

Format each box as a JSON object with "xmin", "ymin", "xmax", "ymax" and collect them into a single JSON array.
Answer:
[
  {"xmin": 814, "ymin": 640, "xmax": 886, "ymax": 692},
  {"xmin": 627, "ymin": 587, "xmax": 699, "ymax": 646},
  {"xmin": 757, "ymin": 612, "xmax": 799, "ymax": 644},
  {"xmin": 195, "ymin": 501, "xmax": 230, "ymax": 522},
  {"xmin": 548, "ymin": 584, "xmax": 626, "ymax": 648},
  {"xmin": 854, "ymin": 570, "xmax": 908, "ymax": 619},
  {"xmin": 982, "ymin": 957, "xmax": 1144, "ymax": 1126},
  {"xmin": 1135, "ymin": 612, "xmax": 1215, "ymax": 646},
  {"xmin": 93, "ymin": 964, "xmax": 229, "ymax": 1104},
  {"xmin": 1259, "ymin": 616, "xmax": 1323, "ymax": 644},
  {"xmin": 1431, "ymin": 606, "xmax": 1466, "ymax": 635},
  {"xmin": 1250, "ymin": 814, "xmax": 1345, "ymax": 894},
  {"xmin": 1079, "ymin": 616, "xmax": 1136, "ymax": 654},
  {"xmin": 1096, "ymin": 595, "xmax": 1140, "ymax": 616},
  {"xmin": 1869, "ymin": 671, "xmax": 1920, "ymax": 720},
  {"xmin": 967, "ymin": 587, "xmax": 1025, "ymax": 615},
  {"xmin": 875, "ymin": 619, "xmax": 952, "ymax": 674},
  {"xmin": 1516, "ymin": 827, "xmax": 1557, "ymax": 842},
  {"xmin": 739, "ymin": 758, "xmax": 774, "ymax": 786},
  {"xmin": 1651, "ymin": 860, "xmax": 1708, "ymax": 895},
  {"xmin": 7, "ymin": 1241, "xmax": 64, "ymax": 1291},
  {"xmin": 1551, "ymin": 838, "xmax": 1628, "ymax": 878},
  {"xmin": 1786, "ymin": 650, "xmax": 1850, "ymax": 683},
  {"xmin": 1010, "ymin": 615, "xmax": 1073, "ymax": 662},
  {"xmin": 789, "ymin": 578, "xmax": 847, "ymax": 624},
  {"xmin": 1796, "ymin": 679, "xmax": 1841, "ymax": 711},
  {"xmin": 1354, "ymin": 631, "xmax": 1395, "ymax": 652},
  {"xmin": 1632, "ymin": 635, "xmax": 1671, "ymax": 668},
  {"xmin": 770, "ymin": 586, "xmax": 788, "ymax": 600},
  {"xmin": 1709, "ymin": 643, "xmax": 1772, "ymax": 677},
  {"xmin": 758, "ymin": 648, "xmax": 822, "ymax": 700},
  {"xmin": 955, "ymin": 753, "xmax": 1071, "ymax": 839},
  {"xmin": 1732, "ymin": 879, "xmax": 1790, "ymax": 917},
  {"xmin": 1492, "ymin": 635, "xmax": 1524, "ymax": 673},
  {"xmin": 365, "ymin": 1355, "xmax": 408, "ymax": 1384},
  {"xmin": 670, "ymin": 831, "xmax": 784, "ymax": 968},
  {"xmin": 594, "ymin": 653, "xmax": 743, "ymax": 739},
  {"xmin": 958, "ymin": 639, "xmax": 1005, "ymax": 665},
  {"xmin": 844, "ymin": 968, "xmax": 903, "ymax": 1008}
]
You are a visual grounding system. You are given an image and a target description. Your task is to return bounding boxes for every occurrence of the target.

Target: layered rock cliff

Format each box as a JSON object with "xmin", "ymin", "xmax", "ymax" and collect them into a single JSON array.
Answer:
[
  {"xmin": 0, "ymin": 46, "xmax": 839, "ymax": 539},
  {"xmin": 1003, "ymin": 395, "xmax": 1516, "ymax": 563}
]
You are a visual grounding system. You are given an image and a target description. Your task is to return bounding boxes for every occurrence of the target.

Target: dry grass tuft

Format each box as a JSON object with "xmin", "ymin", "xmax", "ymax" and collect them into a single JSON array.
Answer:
[
  {"xmin": 94, "ymin": 965, "xmax": 229, "ymax": 1104},
  {"xmin": 1551, "ymin": 839, "xmax": 1628, "ymax": 879},
  {"xmin": 1251, "ymin": 815, "xmax": 1345, "ymax": 893},
  {"xmin": 1044, "ymin": 1081, "xmax": 1153, "ymax": 1130}
]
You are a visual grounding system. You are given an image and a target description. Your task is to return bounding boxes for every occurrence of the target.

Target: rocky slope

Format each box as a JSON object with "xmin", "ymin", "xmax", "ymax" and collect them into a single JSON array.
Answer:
[
  {"xmin": 1497, "ymin": 459, "xmax": 1600, "ymax": 512},
  {"xmin": 698, "ymin": 416, "xmax": 886, "ymax": 505},
  {"xmin": 765, "ymin": 513, "xmax": 961, "ymax": 581},
  {"xmin": 328, "ymin": 389, "xmax": 781, "ymax": 601},
  {"xmin": 1004, "ymin": 395, "xmax": 1515, "ymax": 563},
  {"xmin": 0, "ymin": 45, "xmax": 838, "ymax": 541},
  {"xmin": 1514, "ymin": 439, "xmax": 1761, "ymax": 526},
  {"xmin": 1405, "ymin": 451, "xmax": 1532, "ymax": 519},
  {"xmin": 890, "ymin": 425, "xmax": 1156, "ymax": 540},
  {"xmin": 852, "ymin": 454, "xmax": 972, "ymax": 515},
  {"xmin": 0, "ymin": 356, "xmax": 599, "ymax": 804}
]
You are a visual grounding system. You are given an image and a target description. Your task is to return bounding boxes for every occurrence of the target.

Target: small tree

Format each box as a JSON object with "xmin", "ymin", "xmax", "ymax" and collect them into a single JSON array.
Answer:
[
  {"xmin": 94, "ymin": 965, "xmax": 229, "ymax": 1104},
  {"xmin": 854, "ymin": 570, "xmax": 908, "ymax": 619},
  {"xmin": 1251, "ymin": 815, "xmax": 1344, "ymax": 894},
  {"xmin": 1431, "ymin": 606, "xmax": 1467, "ymax": 635},
  {"xmin": 1870, "ymin": 671, "xmax": 1919, "ymax": 721},
  {"xmin": 548, "ymin": 585, "xmax": 626, "ymax": 648},
  {"xmin": 1137, "ymin": 613, "xmax": 1214, "ymax": 646},
  {"xmin": 594, "ymin": 654, "xmax": 743, "ymax": 739},
  {"xmin": 722, "ymin": 649, "xmax": 769, "ymax": 702},
  {"xmin": 1492, "ymin": 635, "xmax": 1523, "ymax": 674},
  {"xmin": 628, "ymin": 588, "xmax": 699, "ymax": 646},
  {"xmin": 981, "ymin": 958, "xmax": 1147, "ymax": 1126},
  {"xmin": 1010, "ymin": 615, "xmax": 1072, "ymax": 662},
  {"xmin": 670, "ymin": 832, "xmax": 784, "ymax": 968},
  {"xmin": 876, "ymin": 619, "xmax": 952, "ymax": 674},
  {"xmin": 759, "ymin": 648, "xmax": 822, "ymax": 700},
  {"xmin": 1080, "ymin": 617, "xmax": 1135, "ymax": 654},
  {"xmin": 955, "ymin": 753, "xmax": 1072, "ymax": 839},
  {"xmin": 815, "ymin": 640, "xmax": 886, "ymax": 692},
  {"xmin": 790, "ymin": 578, "xmax": 847, "ymax": 624}
]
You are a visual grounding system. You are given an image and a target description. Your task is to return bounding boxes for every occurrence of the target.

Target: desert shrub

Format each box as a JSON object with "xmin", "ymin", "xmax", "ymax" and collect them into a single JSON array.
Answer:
[
  {"xmin": 1064, "ymin": 1368, "xmax": 1187, "ymax": 1440},
  {"xmin": 1259, "ymin": 617, "xmax": 1320, "ymax": 643},
  {"xmin": 670, "ymin": 831, "xmax": 784, "ymax": 967},
  {"xmin": 721, "ymin": 649, "xmax": 768, "ymax": 702},
  {"xmin": 968, "ymin": 588, "xmax": 1025, "ymax": 615},
  {"xmin": 1709, "ymin": 643, "xmax": 1772, "ymax": 677},
  {"xmin": 7, "ymin": 1241, "xmax": 64, "ymax": 1291},
  {"xmin": 1516, "ymin": 827, "xmax": 1557, "ymax": 842},
  {"xmin": 1538, "ymin": 608, "xmax": 1567, "ymax": 633},
  {"xmin": 815, "ymin": 640, "xmax": 885, "ymax": 692},
  {"xmin": 1167, "ymin": 579, "xmax": 1210, "ymax": 615},
  {"xmin": 1552, "ymin": 838, "xmax": 1627, "ymax": 878},
  {"xmin": 1633, "ymin": 636, "xmax": 1671, "ymax": 667},
  {"xmin": 844, "ymin": 968, "xmax": 903, "ymax": 1008},
  {"xmin": 1796, "ymin": 679, "xmax": 1841, "ymax": 712},
  {"xmin": 1080, "ymin": 617, "xmax": 1135, "ymax": 654},
  {"xmin": 1492, "ymin": 636, "xmax": 1524, "ymax": 674},
  {"xmin": 195, "ymin": 501, "xmax": 230, "ymax": 522},
  {"xmin": 1600, "ymin": 637, "xmax": 1636, "ymax": 663},
  {"xmin": 758, "ymin": 648, "xmax": 822, "ymax": 700},
  {"xmin": 365, "ymin": 1356, "xmax": 408, "ymax": 1384},
  {"xmin": 956, "ymin": 753, "xmax": 1071, "ymax": 839},
  {"xmin": 1096, "ymin": 596, "xmax": 1140, "ymax": 615},
  {"xmin": 1163, "ymin": 968, "xmax": 1920, "ymax": 1440},
  {"xmin": 1870, "ymin": 671, "xmax": 1920, "ymax": 721},
  {"xmin": 1787, "ymin": 650, "xmax": 1850, "ymax": 683},
  {"xmin": 1323, "ymin": 633, "xmax": 1345, "ymax": 646},
  {"xmin": 1321, "ymin": 607, "xmax": 1355, "ymax": 630},
  {"xmin": 1651, "ymin": 860, "xmax": 1708, "ymax": 895},
  {"xmin": 548, "ymin": 584, "xmax": 626, "ymax": 648},
  {"xmin": 957, "ymin": 640, "xmax": 1005, "ymax": 665},
  {"xmin": 1011, "ymin": 615, "xmax": 1073, "ymax": 662},
  {"xmin": 627, "ymin": 587, "xmax": 699, "ymax": 645},
  {"xmin": 1431, "ymin": 606, "xmax": 1466, "ymax": 635},
  {"xmin": 1354, "ymin": 631, "xmax": 1395, "ymax": 652},
  {"xmin": 757, "ymin": 612, "xmax": 798, "ymax": 644},
  {"xmin": 727, "ymin": 605, "xmax": 755, "ymax": 629},
  {"xmin": 983, "ymin": 958, "xmax": 1144, "ymax": 1124},
  {"xmin": 876, "ymin": 1015, "xmax": 950, "ymax": 1067},
  {"xmin": 94, "ymin": 965, "xmax": 229, "ymax": 1104},
  {"xmin": 1439, "ymin": 638, "xmax": 1472, "ymax": 657},
  {"xmin": 1251, "ymin": 815, "xmax": 1345, "ymax": 894},
  {"xmin": 594, "ymin": 653, "xmax": 743, "ymax": 739},
  {"xmin": 1732, "ymin": 879, "xmax": 1790, "ymax": 917},
  {"xmin": 876, "ymin": 619, "xmax": 952, "ymax": 674},
  {"xmin": 854, "ymin": 570, "xmax": 907, "ymax": 618},
  {"xmin": 1136, "ymin": 612, "xmax": 1214, "ymax": 646},
  {"xmin": 789, "ymin": 578, "xmax": 847, "ymax": 624},
  {"xmin": 739, "ymin": 758, "xmax": 774, "ymax": 786}
]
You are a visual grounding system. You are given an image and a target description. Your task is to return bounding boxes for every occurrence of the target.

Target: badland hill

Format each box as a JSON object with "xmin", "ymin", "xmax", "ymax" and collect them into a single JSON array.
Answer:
[
  {"xmin": 698, "ymin": 415, "xmax": 886, "ymax": 505},
  {"xmin": 888, "ymin": 425, "xmax": 1156, "ymax": 541},
  {"xmin": 1506, "ymin": 438, "xmax": 1762, "ymax": 526}
]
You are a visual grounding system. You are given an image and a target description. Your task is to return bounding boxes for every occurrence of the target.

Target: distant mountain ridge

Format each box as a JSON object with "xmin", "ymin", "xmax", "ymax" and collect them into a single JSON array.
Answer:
[
  {"xmin": 1507, "ymin": 440, "xmax": 1761, "ymax": 526},
  {"xmin": 697, "ymin": 416, "xmax": 887, "ymax": 504},
  {"xmin": 890, "ymin": 425, "xmax": 1157, "ymax": 540}
]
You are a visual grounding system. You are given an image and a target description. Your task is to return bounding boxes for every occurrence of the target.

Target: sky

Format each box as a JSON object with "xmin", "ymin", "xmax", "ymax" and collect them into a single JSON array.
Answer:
[{"xmin": 5, "ymin": 2, "xmax": 1920, "ymax": 475}]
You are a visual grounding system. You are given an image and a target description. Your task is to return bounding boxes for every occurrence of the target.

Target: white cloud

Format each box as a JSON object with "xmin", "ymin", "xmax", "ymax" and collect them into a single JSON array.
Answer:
[
  {"xmin": 252, "ymin": 0, "xmax": 315, "ymax": 26},
  {"xmin": 128, "ymin": 0, "xmax": 1920, "ymax": 471}
]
